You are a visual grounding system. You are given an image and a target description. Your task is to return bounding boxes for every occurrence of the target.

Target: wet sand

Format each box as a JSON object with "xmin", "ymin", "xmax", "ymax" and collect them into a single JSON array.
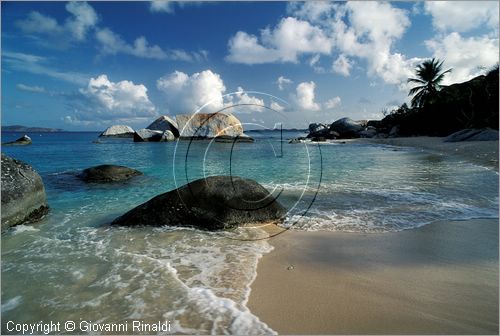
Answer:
[
  {"xmin": 249, "ymin": 138, "xmax": 499, "ymax": 334},
  {"xmin": 249, "ymin": 219, "xmax": 498, "ymax": 334},
  {"xmin": 365, "ymin": 136, "xmax": 499, "ymax": 171}
]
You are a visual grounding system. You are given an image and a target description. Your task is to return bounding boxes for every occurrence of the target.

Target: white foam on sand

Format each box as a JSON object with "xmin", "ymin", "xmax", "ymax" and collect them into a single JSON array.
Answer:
[
  {"xmin": 1, "ymin": 296, "xmax": 22, "ymax": 313},
  {"xmin": 11, "ymin": 225, "xmax": 40, "ymax": 234}
]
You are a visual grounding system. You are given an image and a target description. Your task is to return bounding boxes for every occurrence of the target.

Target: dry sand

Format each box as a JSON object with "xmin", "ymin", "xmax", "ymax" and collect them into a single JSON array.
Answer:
[{"xmin": 248, "ymin": 138, "xmax": 499, "ymax": 334}]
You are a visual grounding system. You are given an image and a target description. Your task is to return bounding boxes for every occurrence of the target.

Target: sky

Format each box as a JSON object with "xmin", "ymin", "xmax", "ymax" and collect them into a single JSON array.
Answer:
[{"xmin": 2, "ymin": 1, "xmax": 499, "ymax": 131}]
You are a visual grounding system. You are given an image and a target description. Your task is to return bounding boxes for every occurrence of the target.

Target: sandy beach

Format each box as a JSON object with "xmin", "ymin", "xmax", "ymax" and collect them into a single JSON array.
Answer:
[{"xmin": 249, "ymin": 138, "xmax": 499, "ymax": 334}]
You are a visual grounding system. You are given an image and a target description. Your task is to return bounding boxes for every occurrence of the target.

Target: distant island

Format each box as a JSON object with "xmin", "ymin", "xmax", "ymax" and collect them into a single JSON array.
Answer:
[{"xmin": 2, "ymin": 125, "xmax": 64, "ymax": 132}]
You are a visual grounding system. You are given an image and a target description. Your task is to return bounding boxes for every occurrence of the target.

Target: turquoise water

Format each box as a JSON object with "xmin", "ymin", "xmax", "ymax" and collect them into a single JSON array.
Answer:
[{"xmin": 1, "ymin": 131, "xmax": 498, "ymax": 334}]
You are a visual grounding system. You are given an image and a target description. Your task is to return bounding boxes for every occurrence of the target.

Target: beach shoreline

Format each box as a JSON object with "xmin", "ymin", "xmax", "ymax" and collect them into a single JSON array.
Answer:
[
  {"xmin": 364, "ymin": 136, "xmax": 499, "ymax": 171},
  {"xmin": 248, "ymin": 137, "xmax": 499, "ymax": 334}
]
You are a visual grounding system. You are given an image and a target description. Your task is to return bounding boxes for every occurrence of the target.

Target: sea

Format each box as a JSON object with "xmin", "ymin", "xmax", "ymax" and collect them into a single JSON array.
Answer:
[{"xmin": 1, "ymin": 130, "xmax": 498, "ymax": 334}]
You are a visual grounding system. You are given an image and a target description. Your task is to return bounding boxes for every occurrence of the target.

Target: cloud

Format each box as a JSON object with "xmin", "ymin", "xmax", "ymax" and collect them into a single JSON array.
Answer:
[
  {"xmin": 64, "ymin": 2, "xmax": 99, "ymax": 41},
  {"xmin": 3, "ymin": 51, "xmax": 88, "ymax": 85},
  {"xmin": 95, "ymin": 28, "xmax": 167, "ymax": 60},
  {"xmin": 16, "ymin": 83, "xmax": 46, "ymax": 93},
  {"xmin": 226, "ymin": 17, "xmax": 332, "ymax": 64},
  {"xmin": 333, "ymin": 2, "xmax": 420, "ymax": 86},
  {"xmin": 230, "ymin": 87, "xmax": 265, "ymax": 112},
  {"xmin": 293, "ymin": 81, "xmax": 320, "ymax": 111},
  {"xmin": 276, "ymin": 76, "xmax": 293, "ymax": 90},
  {"xmin": 332, "ymin": 54, "xmax": 353, "ymax": 76},
  {"xmin": 287, "ymin": 1, "xmax": 337, "ymax": 23},
  {"xmin": 15, "ymin": 1, "xmax": 98, "ymax": 43},
  {"xmin": 325, "ymin": 96, "xmax": 341, "ymax": 109},
  {"xmin": 150, "ymin": 0, "xmax": 175, "ymax": 13},
  {"xmin": 95, "ymin": 27, "xmax": 207, "ymax": 62},
  {"xmin": 425, "ymin": 32, "xmax": 499, "ymax": 84},
  {"xmin": 157, "ymin": 70, "xmax": 226, "ymax": 113},
  {"xmin": 308, "ymin": 54, "xmax": 327, "ymax": 73},
  {"xmin": 424, "ymin": 1, "xmax": 499, "ymax": 32},
  {"xmin": 15, "ymin": 12, "xmax": 63, "ymax": 36},
  {"xmin": 270, "ymin": 101, "xmax": 285, "ymax": 112},
  {"xmin": 66, "ymin": 74, "xmax": 156, "ymax": 125},
  {"xmin": 228, "ymin": 1, "xmax": 419, "ymax": 87}
]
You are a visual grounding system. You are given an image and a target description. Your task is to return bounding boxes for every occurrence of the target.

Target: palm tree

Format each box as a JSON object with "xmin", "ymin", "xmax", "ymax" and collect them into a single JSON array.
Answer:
[{"xmin": 408, "ymin": 58, "xmax": 452, "ymax": 108}]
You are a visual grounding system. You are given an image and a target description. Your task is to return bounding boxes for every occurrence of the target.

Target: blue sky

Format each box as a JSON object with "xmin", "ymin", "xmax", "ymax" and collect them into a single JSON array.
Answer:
[{"xmin": 2, "ymin": 1, "xmax": 498, "ymax": 130}]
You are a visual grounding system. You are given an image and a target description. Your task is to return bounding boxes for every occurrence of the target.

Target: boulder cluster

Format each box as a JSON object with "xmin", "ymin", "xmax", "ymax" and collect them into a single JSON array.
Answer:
[
  {"xmin": 303, "ymin": 117, "xmax": 389, "ymax": 141},
  {"xmin": 99, "ymin": 113, "xmax": 254, "ymax": 143}
]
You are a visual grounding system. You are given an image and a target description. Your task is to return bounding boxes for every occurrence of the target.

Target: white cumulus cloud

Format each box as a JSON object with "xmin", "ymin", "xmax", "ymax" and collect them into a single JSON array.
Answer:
[
  {"xmin": 227, "ymin": 17, "xmax": 332, "ymax": 64},
  {"xmin": 425, "ymin": 32, "xmax": 499, "ymax": 84},
  {"xmin": 293, "ymin": 81, "xmax": 320, "ymax": 111},
  {"xmin": 67, "ymin": 74, "xmax": 157, "ymax": 125},
  {"xmin": 157, "ymin": 70, "xmax": 226, "ymax": 113},
  {"xmin": 424, "ymin": 1, "xmax": 499, "ymax": 32}
]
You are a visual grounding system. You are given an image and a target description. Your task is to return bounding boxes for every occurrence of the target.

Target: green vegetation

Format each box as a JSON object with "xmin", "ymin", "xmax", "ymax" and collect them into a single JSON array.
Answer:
[
  {"xmin": 407, "ymin": 58, "xmax": 452, "ymax": 108},
  {"xmin": 380, "ymin": 60, "xmax": 499, "ymax": 136}
]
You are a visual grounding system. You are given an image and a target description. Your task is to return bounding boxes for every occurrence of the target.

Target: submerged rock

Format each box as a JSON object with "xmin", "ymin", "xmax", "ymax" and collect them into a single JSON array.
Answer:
[
  {"xmin": 80, "ymin": 165, "xmax": 142, "ymax": 183},
  {"xmin": 99, "ymin": 125, "xmax": 135, "ymax": 137},
  {"xmin": 444, "ymin": 128, "xmax": 499, "ymax": 142},
  {"xmin": 111, "ymin": 176, "xmax": 286, "ymax": 230},
  {"xmin": 146, "ymin": 116, "xmax": 179, "ymax": 138},
  {"xmin": 134, "ymin": 129, "xmax": 175, "ymax": 142},
  {"xmin": 1, "ymin": 154, "xmax": 49, "ymax": 231},
  {"xmin": 176, "ymin": 113, "xmax": 244, "ymax": 139},
  {"xmin": 3, "ymin": 134, "xmax": 32, "ymax": 146},
  {"xmin": 214, "ymin": 134, "xmax": 254, "ymax": 143}
]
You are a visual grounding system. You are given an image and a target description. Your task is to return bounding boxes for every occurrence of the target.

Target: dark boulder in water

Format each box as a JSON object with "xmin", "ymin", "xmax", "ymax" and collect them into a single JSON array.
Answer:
[
  {"xmin": 80, "ymin": 165, "xmax": 142, "ymax": 183},
  {"xmin": 3, "ymin": 134, "xmax": 32, "ymax": 146},
  {"xmin": 329, "ymin": 117, "xmax": 364, "ymax": 138},
  {"xmin": 214, "ymin": 134, "xmax": 254, "ymax": 143},
  {"xmin": 111, "ymin": 176, "xmax": 286, "ymax": 230},
  {"xmin": 1, "ymin": 154, "xmax": 49, "ymax": 231}
]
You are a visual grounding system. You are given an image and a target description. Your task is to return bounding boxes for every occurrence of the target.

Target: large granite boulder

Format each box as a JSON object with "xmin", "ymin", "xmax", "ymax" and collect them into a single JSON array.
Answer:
[
  {"xmin": 1, "ymin": 154, "xmax": 49, "ymax": 231},
  {"xmin": 307, "ymin": 123, "xmax": 340, "ymax": 139},
  {"xmin": 308, "ymin": 123, "xmax": 328, "ymax": 135},
  {"xmin": 112, "ymin": 176, "xmax": 286, "ymax": 230},
  {"xmin": 134, "ymin": 129, "xmax": 175, "ymax": 142},
  {"xmin": 99, "ymin": 125, "xmax": 134, "ymax": 137},
  {"xmin": 79, "ymin": 165, "xmax": 142, "ymax": 183},
  {"xmin": 176, "ymin": 113, "xmax": 244, "ymax": 139},
  {"xmin": 3, "ymin": 135, "xmax": 32, "ymax": 146},
  {"xmin": 444, "ymin": 128, "xmax": 499, "ymax": 142},
  {"xmin": 146, "ymin": 116, "xmax": 179, "ymax": 138},
  {"xmin": 329, "ymin": 117, "xmax": 364, "ymax": 138}
]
